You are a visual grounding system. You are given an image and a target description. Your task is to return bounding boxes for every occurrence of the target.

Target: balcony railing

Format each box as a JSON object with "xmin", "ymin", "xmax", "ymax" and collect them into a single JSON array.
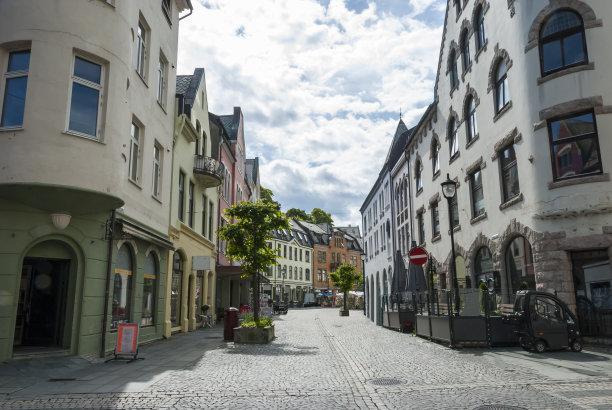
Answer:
[{"xmin": 193, "ymin": 155, "xmax": 224, "ymax": 188}]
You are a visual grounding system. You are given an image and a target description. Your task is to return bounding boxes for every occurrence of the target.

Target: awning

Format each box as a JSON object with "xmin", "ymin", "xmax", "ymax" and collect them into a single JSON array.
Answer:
[{"xmin": 118, "ymin": 218, "xmax": 174, "ymax": 249}]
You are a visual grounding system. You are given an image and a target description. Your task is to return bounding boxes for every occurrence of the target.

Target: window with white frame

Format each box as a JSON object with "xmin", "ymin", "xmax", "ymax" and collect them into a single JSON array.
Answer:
[
  {"xmin": 466, "ymin": 96, "xmax": 478, "ymax": 142},
  {"xmin": 449, "ymin": 49, "xmax": 458, "ymax": 90},
  {"xmin": 431, "ymin": 202, "xmax": 440, "ymax": 237},
  {"xmin": 129, "ymin": 121, "xmax": 141, "ymax": 183},
  {"xmin": 157, "ymin": 54, "xmax": 167, "ymax": 107},
  {"xmin": 1, "ymin": 49, "xmax": 30, "ymax": 128},
  {"xmin": 188, "ymin": 180, "xmax": 194, "ymax": 228},
  {"xmin": 68, "ymin": 56, "xmax": 103, "ymax": 138},
  {"xmin": 136, "ymin": 19, "xmax": 148, "ymax": 79},
  {"xmin": 474, "ymin": 5, "xmax": 486, "ymax": 51},
  {"xmin": 461, "ymin": 30, "xmax": 470, "ymax": 72},
  {"xmin": 417, "ymin": 211, "xmax": 425, "ymax": 245},
  {"xmin": 495, "ymin": 60, "xmax": 509, "ymax": 114},
  {"xmin": 432, "ymin": 139, "xmax": 440, "ymax": 174},
  {"xmin": 416, "ymin": 160, "xmax": 423, "ymax": 192},
  {"xmin": 470, "ymin": 169, "xmax": 485, "ymax": 217},
  {"xmin": 500, "ymin": 144, "xmax": 520, "ymax": 202},
  {"xmin": 152, "ymin": 142, "xmax": 162, "ymax": 197},
  {"xmin": 449, "ymin": 118, "xmax": 459, "ymax": 158},
  {"xmin": 161, "ymin": 0, "xmax": 172, "ymax": 23},
  {"xmin": 178, "ymin": 171, "xmax": 185, "ymax": 221}
]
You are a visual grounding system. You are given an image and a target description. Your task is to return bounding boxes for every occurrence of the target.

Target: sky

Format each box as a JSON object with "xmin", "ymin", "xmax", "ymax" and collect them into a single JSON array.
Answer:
[{"xmin": 177, "ymin": 0, "xmax": 446, "ymax": 229}]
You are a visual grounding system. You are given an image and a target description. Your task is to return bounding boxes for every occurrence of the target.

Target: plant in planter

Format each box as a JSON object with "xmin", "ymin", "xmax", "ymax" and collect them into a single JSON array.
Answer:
[
  {"xmin": 330, "ymin": 264, "xmax": 363, "ymax": 317},
  {"xmin": 234, "ymin": 315, "xmax": 275, "ymax": 343}
]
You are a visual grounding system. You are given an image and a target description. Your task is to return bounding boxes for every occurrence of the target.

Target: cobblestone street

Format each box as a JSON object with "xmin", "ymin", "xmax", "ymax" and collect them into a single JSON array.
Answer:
[{"xmin": 2, "ymin": 308, "xmax": 612, "ymax": 409}]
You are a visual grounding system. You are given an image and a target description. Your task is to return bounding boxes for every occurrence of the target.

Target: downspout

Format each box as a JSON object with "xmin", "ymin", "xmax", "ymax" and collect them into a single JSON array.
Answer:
[
  {"xmin": 405, "ymin": 149, "xmax": 414, "ymax": 242},
  {"xmin": 100, "ymin": 209, "xmax": 116, "ymax": 358}
]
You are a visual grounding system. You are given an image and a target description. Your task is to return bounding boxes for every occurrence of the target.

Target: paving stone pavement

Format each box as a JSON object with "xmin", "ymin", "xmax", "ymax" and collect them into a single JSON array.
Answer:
[{"xmin": 1, "ymin": 308, "xmax": 612, "ymax": 409}]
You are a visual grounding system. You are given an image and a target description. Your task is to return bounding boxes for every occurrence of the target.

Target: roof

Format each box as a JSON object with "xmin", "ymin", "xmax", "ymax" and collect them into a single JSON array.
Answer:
[
  {"xmin": 336, "ymin": 225, "xmax": 361, "ymax": 239},
  {"xmin": 218, "ymin": 107, "xmax": 242, "ymax": 141},
  {"xmin": 176, "ymin": 75, "xmax": 192, "ymax": 95},
  {"xmin": 176, "ymin": 68, "xmax": 204, "ymax": 105},
  {"xmin": 246, "ymin": 158, "xmax": 259, "ymax": 185}
]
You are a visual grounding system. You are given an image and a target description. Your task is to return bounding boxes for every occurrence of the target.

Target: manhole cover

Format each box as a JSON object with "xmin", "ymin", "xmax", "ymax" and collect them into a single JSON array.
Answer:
[
  {"xmin": 367, "ymin": 378, "xmax": 406, "ymax": 386},
  {"xmin": 474, "ymin": 406, "xmax": 527, "ymax": 410}
]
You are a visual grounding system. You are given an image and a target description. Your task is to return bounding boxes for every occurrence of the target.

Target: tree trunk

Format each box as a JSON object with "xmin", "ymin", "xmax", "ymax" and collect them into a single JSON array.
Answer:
[
  {"xmin": 253, "ymin": 271, "xmax": 260, "ymax": 322},
  {"xmin": 344, "ymin": 290, "xmax": 348, "ymax": 311}
]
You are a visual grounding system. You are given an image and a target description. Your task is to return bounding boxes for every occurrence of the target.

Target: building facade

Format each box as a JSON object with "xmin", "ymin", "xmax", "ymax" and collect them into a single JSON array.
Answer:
[
  {"xmin": 0, "ymin": 0, "xmax": 192, "ymax": 362},
  {"xmin": 166, "ymin": 68, "xmax": 222, "ymax": 337}
]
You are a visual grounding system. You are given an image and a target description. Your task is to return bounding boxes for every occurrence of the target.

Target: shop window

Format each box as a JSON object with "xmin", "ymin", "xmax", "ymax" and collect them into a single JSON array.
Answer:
[
  {"xmin": 141, "ymin": 253, "xmax": 157, "ymax": 326},
  {"xmin": 1, "ymin": 49, "xmax": 30, "ymax": 128},
  {"xmin": 112, "ymin": 245, "xmax": 133, "ymax": 330},
  {"xmin": 540, "ymin": 10, "xmax": 587, "ymax": 76},
  {"xmin": 547, "ymin": 110, "xmax": 602, "ymax": 180},
  {"xmin": 504, "ymin": 236, "xmax": 535, "ymax": 301},
  {"xmin": 171, "ymin": 252, "xmax": 183, "ymax": 327}
]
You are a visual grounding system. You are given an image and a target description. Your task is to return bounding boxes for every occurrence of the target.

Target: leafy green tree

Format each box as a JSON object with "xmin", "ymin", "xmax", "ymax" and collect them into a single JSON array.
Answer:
[
  {"xmin": 330, "ymin": 264, "xmax": 362, "ymax": 315},
  {"xmin": 260, "ymin": 186, "xmax": 275, "ymax": 205},
  {"xmin": 217, "ymin": 201, "xmax": 289, "ymax": 322},
  {"xmin": 310, "ymin": 208, "xmax": 333, "ymax": 225},
  {"xmin": 286, "ymin": 208, "xmax": 311, "ymax": 221}
]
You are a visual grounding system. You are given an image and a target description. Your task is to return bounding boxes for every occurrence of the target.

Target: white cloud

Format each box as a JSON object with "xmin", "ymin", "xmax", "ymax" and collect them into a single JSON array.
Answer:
[{"xmin": 178, "ymin": 0, "xmax": 445, "ymax": 226}]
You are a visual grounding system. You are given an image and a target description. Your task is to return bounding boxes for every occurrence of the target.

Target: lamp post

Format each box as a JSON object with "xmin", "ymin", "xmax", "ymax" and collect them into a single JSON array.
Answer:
[{"xmin": 441, "ymin": 173, "xmax": 460, "ymax": 316}]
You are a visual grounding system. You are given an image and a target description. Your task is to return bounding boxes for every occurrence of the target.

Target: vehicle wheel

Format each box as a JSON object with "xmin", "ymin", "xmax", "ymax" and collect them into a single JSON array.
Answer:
[
  {"xmin": 534, "ymin": 339, "xmax": 547, "ymax": 353},
  {"xmin": 570, "ymin": 340, "xmax": 583, "ymax": 352}
]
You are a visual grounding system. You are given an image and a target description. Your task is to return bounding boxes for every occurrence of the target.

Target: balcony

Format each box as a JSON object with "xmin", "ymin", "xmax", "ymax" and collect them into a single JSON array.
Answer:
[{"xmin": 193, "ymin": 155, "xmax": 224, "ymax": 188}]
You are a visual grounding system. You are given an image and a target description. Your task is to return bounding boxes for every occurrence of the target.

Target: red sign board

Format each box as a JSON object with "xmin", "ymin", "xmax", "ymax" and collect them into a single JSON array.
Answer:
[{"xmin": 408, "ymin": 247, "xmax": 428, "ymax": 266}]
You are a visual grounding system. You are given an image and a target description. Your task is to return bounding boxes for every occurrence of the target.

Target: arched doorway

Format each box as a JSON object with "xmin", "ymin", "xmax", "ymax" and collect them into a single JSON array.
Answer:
[
  {"xmin": 474, "ymin": 246, "xmax": 497, "ymax": 291},
  {"xmin": 376, "ymin": 272, "xmax": 382, "ymax": 325},
  {"xmin": 15, "ymin": 240, "xmax": 77, "ymax": 351},
  {"xmin": 369, "ymin": 276, "xmax": 375, "ymax": 321},
  {"xmin": 171, "ymin": 252, "xmax": 183, "ymax": 328},
  {"xmin": 365, "ymin": 279, "xmax": 369, "ymax": 317},
  {"xmin": 455, "ymin": 255, "xmax": 468, "ymax": 288}
]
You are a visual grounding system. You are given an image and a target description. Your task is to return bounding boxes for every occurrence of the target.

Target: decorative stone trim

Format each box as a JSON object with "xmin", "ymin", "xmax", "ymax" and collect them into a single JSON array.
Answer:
[
  {"xmin": 446, "ymin": 108, "xmax": 460, "ymax": 141},
  {"xmin": 463, "ymin": 84, "xmax": 481, "ymax": 109},
  {"xmin": 539, "ymin": 96, "xmax": 603, "ymax": 121},
  {"xmin": 447, "ymin": 40, "xmax": 460, "ymax": 76},
  {"xmin": 474, "ymin": 40, "xmax": 488, "ymax": 63},
  {"xmin": 416, "ymin": 205, "xmax": 425, "ymax": 215},
  {"xmin": 429, "ymin": 193, "xmax": 440, "ymax": 205},
  {"xmin": 525, "ymin": 0, "xmax": 602, "ymax": 53},
  {"xmin": 460, "ymin": 19, "xmax": 474, "ymax": 38},
  {"xmin": 415, "ymin": 188, "xmax": 423, "ymax": 198},
  {"xmin": 533, "ymin": 120, "xmax": 546, "ymax": 131},
  {"xmin": 487, "ymin": 45, "xmax": 513, "ymax": 93},
  {"xmin": 432, "ymin": 170, "xmax": 441, "ymax": 181},
  {"xmin": 432, "ymin": 234, "xmax": 442, "ymax": 243},
  {"xmin": 492, "ymin": 127, "xmax": 521, "ymax": 159},
  {"xmin": 429, "ymin": 134, "xmax": 440, "ymax": 159},
  {"xmin": 548, "ymin": 173, "xmax": 610, "ymax": 190},
  {"xmin": 449, "ymin": 151, "xmax": 461, "ymax": 165},
  {"xmin": 493, "ymin": 101, "xmax": 512, "ymax": 123},
  {"xmin": 537, "ymin": 63, "xmax": 595, "ymax": 85},
  {"xmin": 466, "ymin": 134, "xmax": 479, "ymax": 150},
  {"xmin": 465, "ymin": 156, "xmax": 485, "ymax": 179},
  {"xmin": 461, "ymin": 63, "xmax": 473, "ymax": 82},
  {"xmin": 499, "ymin": 193, "xmax": 524, "ymax": 210},
  {"xmin": 470, "ymin": 212, "xmax": 487, "ymax": 225}
]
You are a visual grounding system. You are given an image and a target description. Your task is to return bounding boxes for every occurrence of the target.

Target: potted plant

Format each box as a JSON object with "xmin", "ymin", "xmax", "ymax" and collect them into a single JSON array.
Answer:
[
  {"xmin": 233, "ymin": 313, "xmax": 275, "ymax": 343},
  {"xmin": 330, "ymin": 264, "xmax": 363, "ymax": 317}
]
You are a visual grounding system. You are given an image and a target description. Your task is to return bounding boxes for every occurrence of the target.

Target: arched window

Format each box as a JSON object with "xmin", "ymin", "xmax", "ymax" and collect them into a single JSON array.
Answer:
[
  {"xmin": 142, "ymin": 253, "xmax": 157, "ymax": 326},
  {"xmin": 112, "ymin": 244, "xmax": 133, "ymax": 330},
  {"xmin": 415, "ymin": 160, "xmax": 423, "ymax": 192},
  {"xmin": 500, "ymin": 144, "xmax": 520, "ymax": 201},
  {"xmin": 494, "ymin": 59, "xmax": 509, "ymax": 114},
  {"xmin": 448, "ymin": 118, "xmax": 458, "ymax": 158},
  {"xmin": 449, "ymin": 49, "xmax": 458, "ymax": 89},
  {"xmin": 474, "ymin": 5, "xmax": 486, "ymax": 50},
  {"xmin": 540, "ymin": 10, "xmax": 587, "ymax": 75},
  {"xmin": 171, "ymin": 252, "xmax": 183, "ymax": 327},
  {"xmin": 461, "ymin": 30, "xmax": 470, "ymax": 72},
  {"xmin": 432, "ymin": 139, "xmax": 440, "ymax": 174},
  {"xmin": 504, "ymin": 236, "xmax": 535, "ymax": 302},
  {"xmin": 465, "ymin": 96, "xmax": 478, "ymax": 142}
]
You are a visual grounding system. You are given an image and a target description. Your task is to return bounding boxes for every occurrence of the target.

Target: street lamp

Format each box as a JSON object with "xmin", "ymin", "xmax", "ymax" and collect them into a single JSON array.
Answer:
[{"xmin": 441, "ymin": 173, "xmax": 460, "ymax": 316}]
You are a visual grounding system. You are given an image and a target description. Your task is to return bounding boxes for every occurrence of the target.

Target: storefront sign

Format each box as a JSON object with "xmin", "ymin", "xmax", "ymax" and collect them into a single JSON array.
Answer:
[
  {"xmin": 116, "ymin": 323, "xmax": 139, "ymax": 355},
  {"xmin": 192, "ymin": 256, "xmax": 211, "ymax": 270}
]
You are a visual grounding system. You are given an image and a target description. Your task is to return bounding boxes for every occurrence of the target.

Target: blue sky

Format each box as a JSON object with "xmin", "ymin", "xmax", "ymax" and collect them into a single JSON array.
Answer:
[{"xmin": 178, "ymin": 0, "xmax": 446, "ymax": 228}]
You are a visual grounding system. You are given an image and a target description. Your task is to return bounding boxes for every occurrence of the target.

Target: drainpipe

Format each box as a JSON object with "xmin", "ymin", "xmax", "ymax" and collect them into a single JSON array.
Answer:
[
  {"xmin": 405, "ymin": 150, "xmax": 414, "ymax": 242},
  {"xmin": 101, "ymin": 209, "xmax": 116, "ymax": 358}
]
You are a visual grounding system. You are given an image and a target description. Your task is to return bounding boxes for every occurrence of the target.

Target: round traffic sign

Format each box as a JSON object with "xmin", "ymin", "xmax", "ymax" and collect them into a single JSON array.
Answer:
[{"xmin": 408, "ymin": 247, "xmax": 428, "ymax": 266}]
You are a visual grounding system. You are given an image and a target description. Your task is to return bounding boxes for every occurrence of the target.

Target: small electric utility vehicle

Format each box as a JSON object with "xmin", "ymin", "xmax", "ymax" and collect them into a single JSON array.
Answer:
[{"xmin": 504, "ymin": 290, "xmax": 583, "ymax": 353}]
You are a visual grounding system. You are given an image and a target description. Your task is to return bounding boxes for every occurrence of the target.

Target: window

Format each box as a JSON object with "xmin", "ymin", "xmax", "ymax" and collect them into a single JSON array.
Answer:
[
  {"xmin": 306, "ymin": 269, "xmax": 310, "ymax": 281},
  {"xmin": 322, "ymin": 251, "xmax": 326, "ymax": 263},
  {"xmin": 142, "ymin": 253, "xmax": 157, "ymax": 326},
  {"xmin": 540, "ymin": 10, "xmax": 587, "ymax": 75},
  {"xmin": 454, "ymin": 0, "xmax": 461, "ymax": 16},
  {"xmin": 208, "ymin": 201, "xmax": 214, "ymax": 239},
  {"xmin": 129, "ymin": 121, "xmax": 141, "ymax": 183},
  {"xmin": 450, "ymin": 192, "xmax": 459, "ymax": 228},
  {"xmin": 470, "ymin": 169, "xmax": 485, "ymax": 217},
  {"xmin": 318, "ymin": 269, "xmax": 322, "ymax": 282},
  {"xmin": 202, "ymin": 195, "xmax": 207, "ymax": 236},
  {"xmin": 449, "ymin": 50, "xmax": 458, "ymax": 89},
  {"xmin": 331, "ymin": 252, "xmax": 335, "ymax": 263},
  {"xmin": 178, "ymin": 171, "xmax": 185, "ymax": 221},
  {"xmin": 306, "ymin": 251, "xmax": 310, "ymax": 263},
  {"xmin": 432, "ymin": 140, "xmax": 440, "ymax": 174},
  {"xmin": 188, "ymin": 181, "xmax": 194, "ymax": 227},
  {"xmin": 449, "ymin": 118, "xmax": 458, "ymax": 158},
  {"xmin": 474, "ymin": 6, "xmax": 486, "ymax": 51},
  {"xmin": 157, "ymin": 55, "xmax": 167, "ymax": 107},
  {"xmin": 431, "ymin": 202, "xmax": 440, "ymax": 237},
  {"xmin": 495, "ymin": 60, "xmax": 509, "ymax": 114},
  {"xmin": 161, "ymin": 0, "xmax": 172, "ymax": 23},
  {"xmin": 548, "ymin": 110, "xmax": 602, "ymax": 180},
  {"xmin": 500, "ymin": 145, "xmax": 520, "ymax": 201},
  {"xmin": 171, "ymin": 252, "xmax": 182, "ymax": 327},
  {"xmin": 112, "ymin": 245, "xmax": 133, "ymax": 330},
  {"xmin": 152, "ymin": 143, "xmax": 162, "ymax": 197},
  {"xmin": 68, "ymin": 56, "xmax": 103, "ymax": 138},
  {"xmin": 417, "ymin": 212, "xmax": 425, "ymax": 245},
  {"xmin": 1, "ymin": 50, "xmax": 30, "ymax": 128},
  {"xmin": 461, "ymin": 30, "xmax": 470, "ymax": 72},
  {"xmin": 136, "ymin": 20, "xmax": 148, "ymax": 78},
  {"xmin": 466, "ymin": 96, "xmax": 478, "ymax": 142},
  {"xmin": 416, "ymin": 160, "xmax": 423, "ymax": 192}
]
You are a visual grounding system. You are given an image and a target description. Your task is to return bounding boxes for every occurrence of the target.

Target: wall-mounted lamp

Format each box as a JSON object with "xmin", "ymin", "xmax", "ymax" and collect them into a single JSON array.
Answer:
[{"xmin": 51, "ymin": 213, "xmax": 72, "ymax": 230}]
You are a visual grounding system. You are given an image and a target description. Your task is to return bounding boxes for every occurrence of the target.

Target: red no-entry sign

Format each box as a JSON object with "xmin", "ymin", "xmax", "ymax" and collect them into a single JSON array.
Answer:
[{"xmin": 408, "ymin": 247, "xmax": 428, "ymax": 266}]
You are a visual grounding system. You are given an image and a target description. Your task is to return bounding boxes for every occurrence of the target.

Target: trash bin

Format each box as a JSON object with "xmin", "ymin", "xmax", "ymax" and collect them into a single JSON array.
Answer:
[{"xmin": 223, "ymin": 307, "xmax": 239, "ymax": 341}]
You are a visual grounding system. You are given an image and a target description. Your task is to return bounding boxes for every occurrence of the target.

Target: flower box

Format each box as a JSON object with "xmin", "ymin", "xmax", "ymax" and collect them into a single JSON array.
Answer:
[{"xmin": 233, "ymin": 325, "xmax": 275, "ymax": 344}]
